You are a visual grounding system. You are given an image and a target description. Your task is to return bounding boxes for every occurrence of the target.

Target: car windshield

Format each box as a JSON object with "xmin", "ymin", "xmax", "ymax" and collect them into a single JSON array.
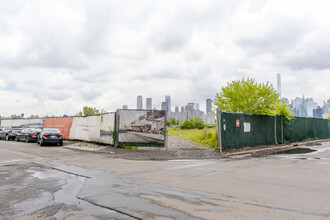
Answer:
[
  {"xmin": 12, "ymin": 128, "xmax": 22, "ymax": 131},
  {"xmin": 43, "ymin": 128, "xmax": 60, "ymax": 133},
  {"xmin": 30, "ymin": 129, "xmax": 41, "ymax": 133}
]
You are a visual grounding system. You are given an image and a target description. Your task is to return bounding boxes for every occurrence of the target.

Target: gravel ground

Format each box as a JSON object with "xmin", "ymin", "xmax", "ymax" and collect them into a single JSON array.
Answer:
[{"xmin": 64, "ymin": 136, "xmax": 221, "ymax": 160}]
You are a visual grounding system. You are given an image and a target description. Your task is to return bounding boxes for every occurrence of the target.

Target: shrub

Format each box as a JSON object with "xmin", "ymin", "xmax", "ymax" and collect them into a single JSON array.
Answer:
[
  {"xmin": 179, "ymin": 117, "xmax": 206, "ymax": 129},
  {"xmin": 191, "ymin": 128, "xmax": 218, "ymax": 149}
]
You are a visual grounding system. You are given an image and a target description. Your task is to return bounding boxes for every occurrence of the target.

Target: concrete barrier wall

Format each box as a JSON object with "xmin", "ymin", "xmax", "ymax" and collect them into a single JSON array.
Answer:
[
  {"xmin": 1, "ymin": 111, "xmax": 166, "ymax": 147},
  {"xmin": 69, "ymin": 113, "xmax": 115, "ymax": 144},
  {"xmin": 43, "ymin": 117, "xmax": 73, "ymax": 139},
  {"xmin": 0, "ymin": 119, "xmax": 44, "ymax": 128}
]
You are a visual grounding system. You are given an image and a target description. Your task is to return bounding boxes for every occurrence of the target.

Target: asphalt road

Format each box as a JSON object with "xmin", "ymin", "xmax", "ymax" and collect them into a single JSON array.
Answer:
[{"xmin": 0, "ymin": 140, "xmax": 330, "ymax": 219}]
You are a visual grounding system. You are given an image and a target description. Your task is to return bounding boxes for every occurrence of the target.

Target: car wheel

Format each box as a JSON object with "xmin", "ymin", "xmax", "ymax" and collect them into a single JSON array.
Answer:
[
  {"xmin": 25, "ymin": 137, "xmax": 29, "ymax": 143},
  {"xmin": 59, "ymin": 141, "xmax": 63, "ymax": 146},
  {"xmin": 5, "ymin": 135, "xmax": 9, "ymax": 141}
]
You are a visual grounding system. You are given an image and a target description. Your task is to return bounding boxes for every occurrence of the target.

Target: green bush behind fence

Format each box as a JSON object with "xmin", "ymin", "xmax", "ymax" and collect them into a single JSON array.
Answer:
[{"xmin": 219, "ymin": 111, "xmax": 330, "ymax": 149}]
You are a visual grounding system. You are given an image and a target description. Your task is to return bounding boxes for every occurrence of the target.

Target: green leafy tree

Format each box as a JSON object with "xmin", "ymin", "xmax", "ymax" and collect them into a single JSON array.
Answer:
[
  {"xmin": 213, "ymin": 78, "xmax": 294, "ymax": 119},
  {"xmin": 276, "ymin": 100, "xmax": 294, "ymax": 120},
  {"xmin": 166, "ymin": 118, "xmax": 180, "ymax": 127},
  {"xmin": 76, "ymin": 106, "xmax": 106, "ymax": 117}
]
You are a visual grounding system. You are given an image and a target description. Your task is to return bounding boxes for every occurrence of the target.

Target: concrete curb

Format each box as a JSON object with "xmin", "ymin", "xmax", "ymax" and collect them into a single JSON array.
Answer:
[
  {"xmin": 62, "ymin": 139, "xmax": 330, "ymax": 160},
  {"xmin": 223, "ymin": 139, "xmax": 330, "ymax": 158}
]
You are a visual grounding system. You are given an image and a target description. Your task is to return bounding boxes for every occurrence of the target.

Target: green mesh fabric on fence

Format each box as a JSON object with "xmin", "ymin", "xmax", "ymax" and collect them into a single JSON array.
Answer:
[
  {"xmin": 220, "ymin": 112, "xmax": 279, "ymax": 149},
  {"xmin": 220, "ymin": 112, "xmax": 330, "ymax": 149},
  {"xmin": 284, "ymin": 117, "xmax": 330, "ymax": 143}
]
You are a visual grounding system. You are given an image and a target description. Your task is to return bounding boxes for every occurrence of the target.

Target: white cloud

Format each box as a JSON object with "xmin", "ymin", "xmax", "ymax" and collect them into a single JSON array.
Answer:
[
  {"xmin": 0, "ymin": 0, "xmax": 329, "ymax": 117},
  {"xmin": 0, "ymin": 79, "xmax": 7, "ymax": 89}
]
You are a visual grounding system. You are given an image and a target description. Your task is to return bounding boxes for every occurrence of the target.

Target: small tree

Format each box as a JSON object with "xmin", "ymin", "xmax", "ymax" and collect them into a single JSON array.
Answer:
[
  {"xmin": 166, "ymin": 118, "xmax": 180, "ymax": 127},
  {"xmin": 276, "ymin": 100, "xmax": 294, "ymax": 120},
  {"xmin": 76, "ymin": 106, "xmax": 106, "ymax": 117},
  {"xmin": 213, "ymin": 78, "xmax": 293, "ymax": 119}
]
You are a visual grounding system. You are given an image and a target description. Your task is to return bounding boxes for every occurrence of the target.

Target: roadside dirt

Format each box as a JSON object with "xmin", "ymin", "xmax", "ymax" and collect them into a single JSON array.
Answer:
[{"xmin": 64, "ymin": 136, "xmax": 221, "ymax": 160}]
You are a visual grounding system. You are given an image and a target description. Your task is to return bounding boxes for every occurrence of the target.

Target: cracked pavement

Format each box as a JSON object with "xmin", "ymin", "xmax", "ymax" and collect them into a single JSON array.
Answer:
[{"xmin": 0, "ymin": 140, "xmax": 330, "ymax": 219}]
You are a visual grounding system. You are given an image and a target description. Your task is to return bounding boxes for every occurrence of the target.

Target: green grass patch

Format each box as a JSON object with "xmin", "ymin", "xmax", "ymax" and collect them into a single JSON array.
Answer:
[
  {"xmin": 119, "ymin": 145, "xmax": 139, "ymax": 150},
  {"xmin": 168, "ymin": 127, "xmax": 218, "ymax": 150}
]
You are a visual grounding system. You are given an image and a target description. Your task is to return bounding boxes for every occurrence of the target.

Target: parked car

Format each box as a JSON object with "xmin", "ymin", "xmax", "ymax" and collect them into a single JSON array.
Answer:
[
  {"xmin": 15, "ymin": 128, "xmax": 42, "ymax": 143},
  {"xmin": 38, "ymin": 128, "xmax": 63, "ymax": 146},
  {"xmin": 0, "ymin": 126, "xmax": 22, "ymax": 141}
]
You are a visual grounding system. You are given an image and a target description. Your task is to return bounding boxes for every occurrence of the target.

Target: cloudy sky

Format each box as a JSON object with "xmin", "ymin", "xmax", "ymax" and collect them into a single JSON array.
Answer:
[{"xmin": 0, "ymin": 0, "xmax": 329, "ymax": 117}]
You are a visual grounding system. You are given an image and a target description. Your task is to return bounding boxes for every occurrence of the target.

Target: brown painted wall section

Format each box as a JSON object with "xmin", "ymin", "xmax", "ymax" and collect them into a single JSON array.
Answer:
[{"xmin": 43, "ymin": 117, "xmax": 73, "ymax": 139}]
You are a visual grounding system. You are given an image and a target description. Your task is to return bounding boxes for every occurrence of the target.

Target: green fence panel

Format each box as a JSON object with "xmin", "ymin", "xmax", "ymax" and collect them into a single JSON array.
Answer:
[
  {"xmin": 283, "ymin": 117, "xmax": 330, "ymax": 143},
  {"xmin": 220, "ymin": 112, "xmax": 277, "ymax": 149},
  {"xmin": 219, "ymin": 112, "xmax": 330, "ymax": 149}
]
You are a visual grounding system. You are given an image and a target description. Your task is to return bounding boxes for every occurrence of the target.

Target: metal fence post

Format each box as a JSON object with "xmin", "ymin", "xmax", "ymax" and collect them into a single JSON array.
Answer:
[
  {"xmin": 217, "ymin": 108, "xmax": 222, "ymax": 153},
  {"xmin": 274, "ymin": 114, "xmax": 278, "ymax": 145},
  {"xmin": 281, "ymin": 116, "xmax": 284, "ymax": 144},
  {"xmin": 164, "ymin": 110, "xmax": 168, "ymax": 149},
  {"xmin": 114, "ymin": 110, "xmax": 120, "ymax": 148}
]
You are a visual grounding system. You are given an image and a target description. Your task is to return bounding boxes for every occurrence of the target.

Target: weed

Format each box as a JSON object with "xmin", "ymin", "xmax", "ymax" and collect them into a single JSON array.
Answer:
[{"xmin": 168, "ymin": 127, "xmax": 218, "ymax": 150}]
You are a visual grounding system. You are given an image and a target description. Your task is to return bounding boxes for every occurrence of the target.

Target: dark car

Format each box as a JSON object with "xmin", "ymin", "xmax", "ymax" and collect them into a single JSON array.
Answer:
[
  {"xmin": 15, "ymin": 128, "xmax": 42, "ymax": 143},
  {"xmin": 38, "ymin": 128, "xmax": 63, "ymax": 146},
  {"xmin": 0, "ymin": 126, "xmax": 22, "ymax": 141}
]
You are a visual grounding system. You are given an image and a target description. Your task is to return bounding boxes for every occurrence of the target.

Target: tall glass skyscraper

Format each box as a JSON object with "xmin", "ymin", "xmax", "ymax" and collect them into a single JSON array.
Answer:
[
  {"xmin": 277, "ymin": 73, "xmax": 281, "ymax": 97},
  {"xmin": 165, "ymin": 95, "xmax": 171, "ymax": 112},
  {"xmin": 206, "ymin": 99, "xmax": 212, "ymax": 115}
]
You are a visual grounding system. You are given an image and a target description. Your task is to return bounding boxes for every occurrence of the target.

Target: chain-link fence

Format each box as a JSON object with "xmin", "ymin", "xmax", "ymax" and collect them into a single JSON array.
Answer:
[{"xmin": 217, "ymin": 110, "xmax": 330, "ymax": 150}]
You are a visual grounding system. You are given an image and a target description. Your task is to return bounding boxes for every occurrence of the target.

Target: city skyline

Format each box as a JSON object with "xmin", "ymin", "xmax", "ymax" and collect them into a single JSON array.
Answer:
[
  {"xmin": 2, "ymin": 94, "xmax": 329, "ymax": 119},
  {"xmin": 0, "ymin": 1, "xmax": 330, "ymax": 117}
]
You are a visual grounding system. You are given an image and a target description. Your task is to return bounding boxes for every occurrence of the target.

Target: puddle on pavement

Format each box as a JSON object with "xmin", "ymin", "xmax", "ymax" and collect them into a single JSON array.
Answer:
[
  {"xmin": 273, "ymin": 147, "xmax": 316, "ymax": 155},
  {"xmin": 26, "ymin": 166, "xmax": 129, "ymax": 220}
]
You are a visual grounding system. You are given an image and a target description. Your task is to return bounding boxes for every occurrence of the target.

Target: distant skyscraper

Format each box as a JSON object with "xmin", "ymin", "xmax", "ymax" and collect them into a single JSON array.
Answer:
[
  {"xmin": 175, "ymin": 106, "xmax": 179, "ymax": 113},
  {"xmin": 122, "ymin": 105, "xmax": 128, "ymax": 110},
  {"xmin": 306, "ymin": 98, "xmax": 317, "ymax": 117},
  {"xmin": 146, "ymin": 98, "xmax": 152, "ymax": 110},
  {"xmin": 277, "ymin": 73, "xmax": 281, "ymax": 97},
  {"xmin": 165, "ymin": 95, "xmax": 171, "ymax": 112},
  {"xmin": 187, "ymin": 103, "xmax": 194, "ymax": 113},
  {"xmin": 206, "ymin": 99, "xmax": 212, "ymax": 114},
  {"xmin": 181, "ymin": 106, "xmax": 185, "ymax": 112},
  {"xmin": 161, "ymin": 102, "xmax": 167, "ymax": 111},
  {"xmin": 313, "ymin": 106, "xmax": 323, "ymax": 118},
  {"xmin": 195, "ymin": 103, "xmax": 200, "ymax": 111},
  {"xmin": 137, "ymin": 95, "xmax": 143, "ymax": 109}
]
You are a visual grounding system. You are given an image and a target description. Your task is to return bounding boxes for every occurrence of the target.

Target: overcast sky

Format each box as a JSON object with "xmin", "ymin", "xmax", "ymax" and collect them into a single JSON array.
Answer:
[{"xmin": 0, "ymin": 0, "xmax": 329, "ymax": 117}]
